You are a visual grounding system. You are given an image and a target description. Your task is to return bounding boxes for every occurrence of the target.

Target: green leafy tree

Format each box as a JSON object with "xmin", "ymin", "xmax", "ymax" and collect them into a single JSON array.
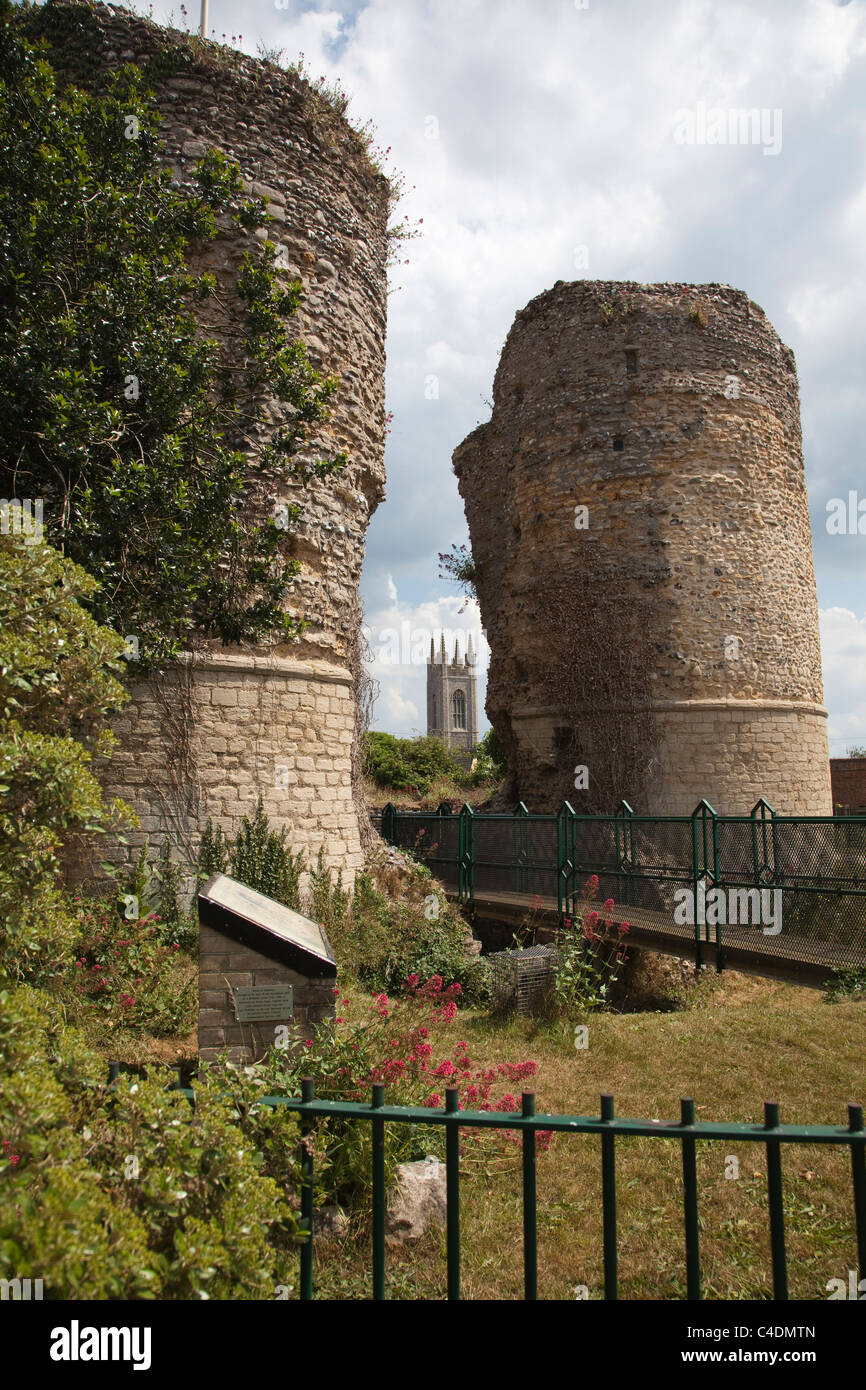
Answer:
[
  {"xmin": 0, "ymin": 533, "xmax": 133, "ymax": 977},
  {"xmin": 364, "ymin": 731, "xmax": 470, "ymax": 796},
  {"xmin": 472, "ymin": 727, "xmax": 506, "ymax": 782},
  {"xmin": 0, "ymin": 4, "xmax": 345, "ymax": 665}
]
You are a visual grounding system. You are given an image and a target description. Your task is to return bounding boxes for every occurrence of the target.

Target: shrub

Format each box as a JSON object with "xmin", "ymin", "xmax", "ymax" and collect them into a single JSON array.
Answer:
[
  {"xmin": 63, "ymin": 900, "xmax": 196, "ymax": 1039},
  {"xmin": 327, "ymin": 866, "xmax": 490, "ymax": 1007},
  {"xmin": 471, "ymin": 727, "xmax": 507, "ymax": 783},
  {"xmin": 0, "ymin": 982, "xmax": 304, "ymax": 1298},
  {"xmin": 255, "ymin": 974, "xmax": 550, "ymax": 1207},
  {"xmin": 364, "ymin": 731, "xmax": 470, "ymax": 797},
  {"xmin": 0, "ymin": 536, "xmax": 135, "ymax": 981},
  {"xmin": 824, "ymin": 966, "xmax": 866, "ymax": 1004},
  {"xmin": 308, "ymin": 846, "xmax": 349, "ymax": 936},
  {"xmin": 224, "ymin": 796, "xmax": 305, "ymax": 910}
]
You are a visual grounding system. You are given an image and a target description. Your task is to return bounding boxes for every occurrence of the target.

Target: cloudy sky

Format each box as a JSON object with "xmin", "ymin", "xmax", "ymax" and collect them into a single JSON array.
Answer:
[{"xmin": 127, "ymin": 0, "xmax": 866, "ymax": 751}]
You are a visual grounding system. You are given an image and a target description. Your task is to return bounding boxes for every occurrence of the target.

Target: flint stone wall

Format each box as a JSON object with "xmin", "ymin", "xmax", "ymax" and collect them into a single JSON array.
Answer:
[
  {"xmin": 454, "ymin": 280, "xmax": 832, "ymax": 816},
  {"xmin": 25, "ymin": 2, "xmax": 390, "ymax": 884}
]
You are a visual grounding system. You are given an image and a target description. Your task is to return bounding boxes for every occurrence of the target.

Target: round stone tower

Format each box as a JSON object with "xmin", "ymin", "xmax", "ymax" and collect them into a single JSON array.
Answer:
[
  {"xmin": 24, "ymin": 1, "xmax": 390, "ymax": 884},
  {"xmin": 453, "ymin": 280, "xmax": 832, "ymax": 816}
]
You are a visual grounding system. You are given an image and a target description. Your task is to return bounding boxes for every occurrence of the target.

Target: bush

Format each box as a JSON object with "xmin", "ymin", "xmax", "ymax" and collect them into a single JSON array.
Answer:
[
  {"xmin": 553, "ymin": 876, "xmax": 631, "ymax": 1016},
  {"xmin": 327, "ymin": 864, "xmax": 490, "ymax": 1007},
  {"xmin": 208, "ymin": 797, "xmax": 305, "ymax": 910},
  {"xmin": 0, "ymin": 536, "xmax": 135, "ymax": 982},
  {"xmin": 471, "ymin": 727, "xmax": 507, "ymax": 783},
  {"xmin": 254, "ymin": 974, "xmax": 549, "ymax": 1208},
  {"xmin": 824, "ymin": 966, "xmax": 866, "ymax": 1004},
  {"xmin": 364, "ymin": 732, "xmax": 470, "ymax": 797},
  {"xmin": 0, "ymin": 983, "xmax": 304, "ymax": 1298},
  {"xmin": 63, "ymin": 900, "xmax": 196, "ymax": 1039},
  {"xmin": 0, "ymin": 538, "xmax": 132, "ymax": 878}
]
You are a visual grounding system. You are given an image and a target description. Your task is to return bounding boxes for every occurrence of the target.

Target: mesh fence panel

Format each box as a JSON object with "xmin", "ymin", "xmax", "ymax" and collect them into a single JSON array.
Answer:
[{"xmin": 382, "ymin": 809, "xmax": 866, "ymax": 973}]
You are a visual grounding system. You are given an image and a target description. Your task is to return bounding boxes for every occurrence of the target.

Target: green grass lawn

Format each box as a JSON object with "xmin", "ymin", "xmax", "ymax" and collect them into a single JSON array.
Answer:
[{"xmin": 305, "ymin": 971, "xmax": 865, "ymax": 1301}]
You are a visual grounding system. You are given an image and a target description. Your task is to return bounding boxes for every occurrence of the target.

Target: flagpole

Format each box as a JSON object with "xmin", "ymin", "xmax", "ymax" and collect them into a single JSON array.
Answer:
[{"xmin": 200, "ymin": 0, "xmax": 208, "ymax": 38}]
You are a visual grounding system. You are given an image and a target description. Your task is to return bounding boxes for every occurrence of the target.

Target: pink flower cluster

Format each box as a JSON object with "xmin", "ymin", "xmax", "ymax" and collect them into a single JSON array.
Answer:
[
  {"xmin": 1, "ymin": 1139, "xmax": 20, "ymax": 1168},
  {"xmin": 304, "ymin": 976, "xmax": 554, "ymax": 1157}
]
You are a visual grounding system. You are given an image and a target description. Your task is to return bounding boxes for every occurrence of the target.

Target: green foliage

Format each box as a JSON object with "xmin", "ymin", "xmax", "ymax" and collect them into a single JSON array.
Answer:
[
  {"xmin": 215, "ymin": 796, "xmax": 305, "ymax": 911},
  {"xmin": 63, "ymin": 898, "xmax": 197, "ymax": 1039},
  {"xmin": 0, "ymin": 535, "xmax": 135, "ymax": 977},
  {"xmin": 472, "ymin": 727, "xmax": 507, "ymax": 782},
  {"xmin": 197, "ymin": 817, "xmax": 231, "ymax": 881},
  {"xmin": 364, "ymin": 731, "xmax": 471, "ymax": 796},
  {"xmin": 0, "ymin": 10, "xmax": 345, "ymax": 665},
  {"xmin": 329, "ymin": 867, "xmax": 490, "ymax": 1007},
  {"xmin": 309, "ymin": 846, "xmax": 349, "ymax": 934},
  {"xmin": 437, "ymin": 543, "xmax": 477, "ymax": 600},
  {"xmin": 0, "ymin": 982, "xmax": 304, "ymax": 1298},
  {"xmin": 823, "ymin": 965, "xmax": 866, "ymax": 1004},
  {"xmin": 553, "ymin": 877, "xmax": 630, "ymax": 1016}
]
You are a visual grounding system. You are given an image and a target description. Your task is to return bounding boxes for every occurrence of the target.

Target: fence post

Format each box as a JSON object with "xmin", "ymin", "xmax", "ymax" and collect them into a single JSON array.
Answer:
[
  {"xmin": 680, "ymin": 1097, "xmax": 701, "ymax": 1299},
  {"xmin": 557, "ymin": 801, "xmax": 576, "ymax": 924},
  {"xmin": 299, "ymin": 1077, "xmax": 315, "ymax": 1301},
  {"xmin": 849, "ymin": 1103, "xmax": 866, "ymax": 1280},
  {"xmin": 763, "ymin": 1101, "xmax": 788, "ymax": 1300},
  {"xmin": 614, "ymin": 800, "xmax": 635, "ymax": 909},
  {"xmin": 521, "ymin": 1092, "xmax": 538, "ymax": 1300},
  {"xmin": 459, "ymin": 803, "xmax": 475, "ymax": 908},
  {"xmin": 601, "ymin": 1093, "xmax": 618, "ymax": 1299},
  {"xmin": 381, "ymin": 801, "xmax": 396, "ymax": 845},
  {"xmin": 371, "ymin": 1082, "xmax": 386, "ymax": 1301},
  {"xmin": 691, "ymin": 800, "xmax": 719, "ymax": 974},
  {"xmin": 750, "ymin": 798, "xmax": 777, "ymax": 887},
  {"xmin": 446, "ymin": 1087, "xmax": 461, "ymax": 1300},
  {"xmin": 514, "ymin": 800, "xmax": 530, "ymax": 898}
]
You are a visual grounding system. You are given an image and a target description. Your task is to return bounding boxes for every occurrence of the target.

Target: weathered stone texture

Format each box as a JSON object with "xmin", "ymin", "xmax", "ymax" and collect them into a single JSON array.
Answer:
[
  {"xmin": 28, "ymin": 3, "xmax": 390, "ymax": 882},
  {"xmin": 454, "ymin": 280, "xmax": 831, "ymax": 815}
]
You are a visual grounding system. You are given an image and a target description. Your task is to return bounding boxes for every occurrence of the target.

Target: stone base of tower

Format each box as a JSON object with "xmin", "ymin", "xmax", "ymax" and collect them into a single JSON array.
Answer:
[
  {"xmin": 65, "ymin": 653, "xmax": 364, "ymax": 897},
  {"xmin": 649, "ymin": 700, "xmax": 832, "ymax": 816},
  {"xmin": 505, "ymin": 699, "xmax": 832, "ymax": 817}
]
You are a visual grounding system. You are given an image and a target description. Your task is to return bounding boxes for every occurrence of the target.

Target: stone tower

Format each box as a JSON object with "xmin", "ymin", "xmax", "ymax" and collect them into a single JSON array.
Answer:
[
  {"xmin": 427, "ymin": 634, "xmax": 479, "ymax": 755},
  {"xmin": 453, "ymin": 280, "xmax": 832, "ymax": 816},
  {"xmin": 24, "ymin": 2, "xmax": 390, "ymax": 885}
]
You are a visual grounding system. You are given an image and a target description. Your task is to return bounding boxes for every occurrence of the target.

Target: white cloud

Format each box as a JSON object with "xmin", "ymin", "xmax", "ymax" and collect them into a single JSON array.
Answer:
[
  {"xmin": 363, "ymin": 581, "xmax": 489, "ymax": 737},
  {"xmin": 819, "ymin": 606, "xmax": 866, "ymax": 753},
  {"xmin": 130, "ymin": 0, "xmax": 866, "ymax": 745}
]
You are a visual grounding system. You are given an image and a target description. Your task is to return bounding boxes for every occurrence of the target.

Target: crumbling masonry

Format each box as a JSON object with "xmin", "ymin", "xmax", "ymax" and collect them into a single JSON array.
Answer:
[
  {"xmin": 453, "ymin": 280, "xmax": 832, "ymax": 816},
  {"xmin": 25, "ymin": 1, "xmax": 391, "ymax": 885}
]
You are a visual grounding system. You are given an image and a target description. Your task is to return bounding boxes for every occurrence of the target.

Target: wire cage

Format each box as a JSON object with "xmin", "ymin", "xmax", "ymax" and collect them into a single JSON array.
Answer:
[{"xmin": 488, "ymin": 944, "xmax": 559, "ymax": 1016}]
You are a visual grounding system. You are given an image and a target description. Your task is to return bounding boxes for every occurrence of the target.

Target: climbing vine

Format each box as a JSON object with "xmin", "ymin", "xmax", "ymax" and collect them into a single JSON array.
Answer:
[
  {"xmin": 0, "ymin": 4, "xmax": 344, "ymax": 669},
  {"xmin": 534, "ymin": 570, "xmax": 661, "ymax": 812}
]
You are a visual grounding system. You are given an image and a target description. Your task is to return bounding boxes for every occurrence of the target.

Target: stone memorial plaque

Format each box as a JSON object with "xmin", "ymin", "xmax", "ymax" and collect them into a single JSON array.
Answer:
[
  {"xmin": 197, "ymin": 873, "xmax": 337, "ymax": 978},
  {"xmin": 233, "ymin": 985, "xmax": 294, "ymax": 1023}
]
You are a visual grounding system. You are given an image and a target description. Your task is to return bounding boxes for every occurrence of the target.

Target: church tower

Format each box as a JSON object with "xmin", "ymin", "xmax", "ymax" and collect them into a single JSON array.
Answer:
[{"xmin": 426, "ymin": 633, "xmax": 479, "ymax": 756}]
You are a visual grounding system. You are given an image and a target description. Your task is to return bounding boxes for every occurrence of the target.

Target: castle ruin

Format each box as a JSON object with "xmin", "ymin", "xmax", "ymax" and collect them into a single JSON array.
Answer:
[
  {"xmin": 25, "ymin": 1, "xmax": 390, "ymax": 885},
  {"xmin": 454, "ymin": 280, "xmax": 832, "ymax": 816}
]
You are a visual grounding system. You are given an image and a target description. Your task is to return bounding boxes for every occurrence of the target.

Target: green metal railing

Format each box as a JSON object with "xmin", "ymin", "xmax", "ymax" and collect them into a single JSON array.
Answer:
[
  {"xmin": 104, "ymin": 1061, "xmax": 866, "ymax": 1300},
  {"xmin": 258, "ymin": 1083, "xmax": 866, "ymax": 1301},
  {"xmin": 377, "ymin": 798, "xmax": 866, "ymax": 973}
]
